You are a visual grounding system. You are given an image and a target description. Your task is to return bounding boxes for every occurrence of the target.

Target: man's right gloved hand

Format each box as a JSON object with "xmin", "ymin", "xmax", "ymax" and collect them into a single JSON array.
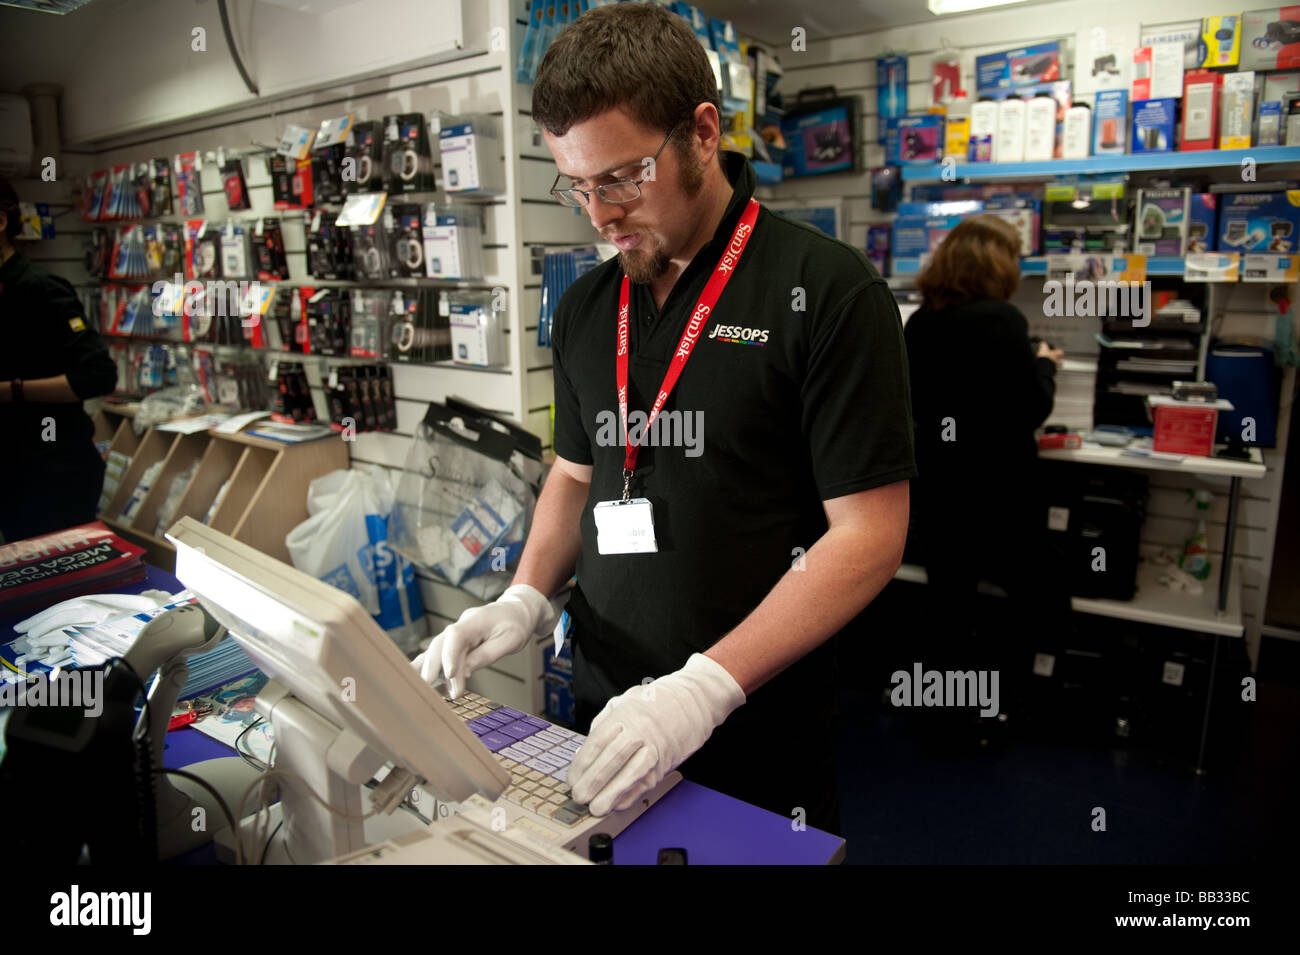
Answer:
[{"xmin": 411, "ymin": 584, "xmax": 560, "ymax": 699}]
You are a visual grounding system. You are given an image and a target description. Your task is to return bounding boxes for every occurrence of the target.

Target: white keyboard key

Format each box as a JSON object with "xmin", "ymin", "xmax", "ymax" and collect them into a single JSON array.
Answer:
[
  {"xmin": 533, "ymin": 730, "xmax": 565, "ymax": 746},
  {"xmin": 521, "ymin": 796, "xmax": 544, "ymax": 812}
]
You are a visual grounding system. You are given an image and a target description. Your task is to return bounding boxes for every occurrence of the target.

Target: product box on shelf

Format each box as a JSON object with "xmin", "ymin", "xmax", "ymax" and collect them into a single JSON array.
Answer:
[
  {"xmin": 1131, "ymin": 97, "xmax": 1176, "ymax": 152},
  {"xmin": 1217, "ymin": 190, "xmax": 1300, "ymax": 253},
  {"xmin": 1220, "ymin": 71, "xmax": 1257, "ymax": 149},
  {"xmin": 985, "ymin": 195, "xmax": 1041, "ymax": 255},
  {"xmin": 891, "ymin": 215, "xmax": 965, "ymax": 259},
  {"xmin": 1133, "ymin": 187, "xmax": 1191, "ymax": 256},
  {"xmin": 1242, "ymin": 8, "xmax": 1300, "ymax": 70},
  {"xmin": 866, "ymin": 223, "xmax": 890, "ymax": 276},
  {"xmin": 1149, "ymin": 396, "xmax": 1233, "ymax": 457},
  {"xmin": 877, "ymin": 55, "xmax": 909, "ymax": 142},
  {"xmin": 976, "ymin": 41, "xmax": 1060, "ymax": 91},
  {"xmin": 944, "ymin": 116, "xmax": 970, "ymax": 159},
  {"xmin": 1198, "ymin": 15, "xmax": 1241, "ymax": 67},
  {"xmin": 1093, "ymin": 90, "xmax": 1129, "ymax": 154},
  {"xmin": 886, "ymin": 115, "xmax": 944, "ymax": 164},
  {"xmin": 1187, "ymin": 194, "xmax": 1216, "ymax": 253},
  {"xmin": 1181, "ymin": 70, "xmax": 1222, "ymax": 150},
  {"xmin": 984, "ymin": 80, "xmax": 1073, "ymax": 159}
]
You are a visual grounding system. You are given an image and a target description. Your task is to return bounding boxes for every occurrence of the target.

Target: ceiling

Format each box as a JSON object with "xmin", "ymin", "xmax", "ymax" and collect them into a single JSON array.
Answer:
[{"xmin": 699, "ymin": 0, "xmax": 1062, "ymax": 45}]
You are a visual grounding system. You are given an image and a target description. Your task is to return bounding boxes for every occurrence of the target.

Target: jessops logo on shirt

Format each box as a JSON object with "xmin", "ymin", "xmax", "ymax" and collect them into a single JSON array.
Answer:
[{"xmin": 707, "ymin": 324, "xmax": 770, "ymax": 345}]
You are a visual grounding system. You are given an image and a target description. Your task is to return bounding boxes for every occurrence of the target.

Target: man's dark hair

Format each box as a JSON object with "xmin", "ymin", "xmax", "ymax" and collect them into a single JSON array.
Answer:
[
  {"xmin": 531, "ymin": 3, "xmax": 723, "ymax": 164},
  {"xmin": 0, "ymin": 173, "xmax": 21, "ymax": 242}
]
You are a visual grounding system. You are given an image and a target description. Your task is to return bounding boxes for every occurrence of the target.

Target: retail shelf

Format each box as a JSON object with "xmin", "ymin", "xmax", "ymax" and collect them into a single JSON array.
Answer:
[
  {"xmin": 891, "ymin": 256, "xmax": 1205, "ymax": 279},
  {"xmin": 894, "ymin": 559, "xmax": 1244, "ymax": 637},
  {"xmin": 1038, "ymin": 442, "xmax": 1265, "ymax": 479},
  {"xmin": 899, "ymin": 146, "xmax": 1300, "ymax": 181}
]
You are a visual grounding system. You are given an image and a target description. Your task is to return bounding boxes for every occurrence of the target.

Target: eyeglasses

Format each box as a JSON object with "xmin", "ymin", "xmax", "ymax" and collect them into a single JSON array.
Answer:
[{"xmin": 550, "ymin": 123, "xmax": 679, "ymax": 208}]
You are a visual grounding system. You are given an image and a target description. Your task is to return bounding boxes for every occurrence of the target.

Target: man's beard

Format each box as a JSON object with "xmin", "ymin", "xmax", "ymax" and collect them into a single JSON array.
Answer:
[{"xmin": 618, "ymin": 146, "xmax": 706, "ymax": 285}]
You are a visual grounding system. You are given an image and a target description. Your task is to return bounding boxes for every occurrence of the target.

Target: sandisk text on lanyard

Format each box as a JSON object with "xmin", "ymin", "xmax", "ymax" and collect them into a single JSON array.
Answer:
[{"xmin": 595, "ymin": 197, "xmax": 759, "ymax": 556}]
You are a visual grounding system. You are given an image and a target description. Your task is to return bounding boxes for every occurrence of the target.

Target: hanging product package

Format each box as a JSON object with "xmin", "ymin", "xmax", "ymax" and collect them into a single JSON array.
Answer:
[
  {"xmin": 391, "ymin": 398, "xmax": 544, "ymax": 602},
  {"xmin": 285, "ymin": 467, "xmax": 427, "ymax": 653}
]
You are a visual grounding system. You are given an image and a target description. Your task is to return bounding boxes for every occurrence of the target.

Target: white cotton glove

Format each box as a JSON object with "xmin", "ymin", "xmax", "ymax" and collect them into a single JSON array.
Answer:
[
  {"xmin": 569, "ymin": 653, "xmax": 746, "ymax": 817},
  {"xmin": 14, "ymin": 591, "xmax": 173, "ymax": 648},
  {"xmin": 410, "ymin": 584, "xmax": 560, "ymax": 699}
]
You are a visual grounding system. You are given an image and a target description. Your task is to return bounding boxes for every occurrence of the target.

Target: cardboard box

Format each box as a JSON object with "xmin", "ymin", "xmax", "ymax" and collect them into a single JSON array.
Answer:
[
  {"xmin": 1133, "ymin": 187, "xmax": 1190, "ymax": 256},
  {"xmin": 1132, "ymin": 42, "xmax": 1184, "ymax": 101},
  {"xmin": 1093, "ymin": 90, "xmax": 1129, "ymax": 154},
  {"xmin": 1132, "ymin": 97, "xmax": 1177, "ymax": 151},
  {"xmin": 1217, "ymin": 190, "xmax": 1300, "ymax": 253},
  {"xmin": 1198, "ymin": 15, "xmax": 1241, "ymax": 67},
  {"xmin": 1187, "ymin": 194, "xmax": 1216, "ymax": 253},
  {"xmin": 1181, "ymin": 70, "xmax": 1222, "ymax": 150},
  {"xmin": 1220, "ymin": 71, "xmax": 1257, "ymax": 148},
  {"xmin": 986, "ymin": 196, "xmax": 1041, "ymax": 255},
  {"xmin": 1150, "ymin": 396, "xmax": 1232, "ymax": 457},
  {"xmin": 976, "ymin": 41, "xmax": 1061, "ymax": 91},
  {"xmin": 1241, "ymin": 7, "xmax": 1300, "ymax": 70},
  {"xmin": 891, "ymin": 215, "xmax": 966, "ymax": 258},
  {"xmin": 886, "ymin": 115, "xmax": 944, "ymax": 164}
]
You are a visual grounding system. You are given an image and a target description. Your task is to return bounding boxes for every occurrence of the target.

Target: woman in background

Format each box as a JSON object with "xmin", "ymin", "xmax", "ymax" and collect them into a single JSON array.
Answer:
[{"xmin": 904, "ymin": 214, "xmax": 1067, "ymax": 735}]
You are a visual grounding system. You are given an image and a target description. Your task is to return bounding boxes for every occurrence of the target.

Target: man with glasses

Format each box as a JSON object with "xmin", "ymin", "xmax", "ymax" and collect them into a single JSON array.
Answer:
[{"xmin": 414, "ymin": 2, "xmax": 914, "ymax": 835}]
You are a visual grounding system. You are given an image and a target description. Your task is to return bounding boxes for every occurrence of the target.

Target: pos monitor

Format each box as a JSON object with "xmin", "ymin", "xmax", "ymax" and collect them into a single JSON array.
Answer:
[{"xmin": 165, "ymin": 516, "xmax": 510, "ymax": 863}]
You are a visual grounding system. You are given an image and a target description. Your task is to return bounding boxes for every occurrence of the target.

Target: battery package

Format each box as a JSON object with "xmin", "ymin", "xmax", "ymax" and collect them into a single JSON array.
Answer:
[
  {"xmin": 1187, "ymin": 194, "xmax": 1216, "ymax": 253},
  {"xmin": 1131, "ymin": 97, "xmax": 1176, "ymax": 152},
  {"xmin": 1241, "ymin": 7, "xmax": 1300, "ymax": 70},
  {"xmin": 1219, "ymin": 71, "xmax": 1257, "ymax": 148},
  {"xmin": 1093, "ymin": 90, "xmax": 1129, "ymax": 154},
  {"xmin": 1133, "ymin": 187, "xmax": 1190, "ymax": 256},
  {"xmin": 1217, "ymin": 191, "xmax": 1300, "ymax": 253},
  {"xmin": 437, "ymin": 114, "xmax": 505, "ymax": 195},
  {"xmin": 1181, "ymin": 70, "xmax": 1222, "ymax": 150}
]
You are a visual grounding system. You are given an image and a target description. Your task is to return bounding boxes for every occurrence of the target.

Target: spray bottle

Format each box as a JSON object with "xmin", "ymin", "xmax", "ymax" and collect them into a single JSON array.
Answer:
[{"xmin": 1179, "ymin": 489, "xmax": 1213, "ymax": 580}]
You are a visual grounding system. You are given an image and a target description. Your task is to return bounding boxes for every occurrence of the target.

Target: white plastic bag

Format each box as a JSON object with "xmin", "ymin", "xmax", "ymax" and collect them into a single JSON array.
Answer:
[{"xmin": 285, "ymin": 468, "xmax": 427, "ymax": 652}]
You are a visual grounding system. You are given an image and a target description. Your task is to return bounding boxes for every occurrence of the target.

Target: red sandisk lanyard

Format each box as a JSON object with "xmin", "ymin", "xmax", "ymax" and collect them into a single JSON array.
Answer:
[{"xmin": 615, "ymin": 197, "xmax": 759, "ymax": 500}]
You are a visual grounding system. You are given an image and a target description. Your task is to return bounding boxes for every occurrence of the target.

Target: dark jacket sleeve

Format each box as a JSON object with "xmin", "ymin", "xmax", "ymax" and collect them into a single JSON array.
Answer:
[
  {"xmin": 46, "ymin": 274, "xmax": 118, "ymax": 399},
  {"xmin": 994, "ymin": 302, "xmax": 1056, "ymax": 431}
]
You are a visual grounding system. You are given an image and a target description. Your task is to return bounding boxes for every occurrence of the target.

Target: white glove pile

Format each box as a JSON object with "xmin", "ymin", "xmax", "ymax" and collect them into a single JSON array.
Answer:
[{"xmin": 5, "ymin": 591, "xmax": 173, "ymax": 679}]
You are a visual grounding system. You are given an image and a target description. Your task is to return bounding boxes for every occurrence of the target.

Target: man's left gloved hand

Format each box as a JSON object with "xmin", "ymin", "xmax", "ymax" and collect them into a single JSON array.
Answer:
[{"xmin": 568, "ymin": 653, "xmax": 745, "ymax": 817}]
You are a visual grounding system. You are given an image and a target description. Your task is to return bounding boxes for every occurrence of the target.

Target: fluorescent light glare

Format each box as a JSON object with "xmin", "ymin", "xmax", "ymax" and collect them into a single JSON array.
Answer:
[{"xmin": 928, "ymin": 0, "xmax": 1030, "ymax": 15}]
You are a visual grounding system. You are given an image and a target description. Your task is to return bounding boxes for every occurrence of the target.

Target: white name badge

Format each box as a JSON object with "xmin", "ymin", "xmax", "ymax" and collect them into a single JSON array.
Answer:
[{"xmin": 594, "ymin": 498, "xmax": 658, "ymax": 554}]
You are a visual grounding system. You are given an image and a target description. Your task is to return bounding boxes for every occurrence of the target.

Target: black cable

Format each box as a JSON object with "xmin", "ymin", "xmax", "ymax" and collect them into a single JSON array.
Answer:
[
  {"xmin": 154, "ymin": 767, "xmax": 239, "ymax": 858},
  {"xmin": 217, "ymin": 0, "xmax": 259, "ymax": 97},
  {"xmin": 234, "ymin": 716, "xmax": 269, "ymax": 771},
  {"xmin": 104, "ymin": 656, "xmax": 153, "ymax": 737},
  {"xmin": 260, "ymin": 820, "xmax": 283, "ymax": 865}
]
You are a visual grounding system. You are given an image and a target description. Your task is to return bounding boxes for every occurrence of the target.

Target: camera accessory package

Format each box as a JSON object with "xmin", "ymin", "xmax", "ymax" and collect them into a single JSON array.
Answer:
[
  {"xmin": 385, "ymin": 203, "xmax": 426, "ymax": 278},
  {"xmin": 1131, "ymin": 97, "xmax": 1176, "ymax": 152},
  {"xmin": 885, "ymin": 115, "xmax": 944, "ymax": 164},
  {"xmin": 383, "ymin": 113, "xmax": 435, "ymax": 194},
  {"xmin": 422, "ymin": 203, "xmax": 485, "ymax": 280},
  {"xmin": 220, "ymin": 158, "xmax": 250, "ymax": 211},
  {"xmin": 448, "ymin": 290, "xmax": 507, "ymax": 368},
  {"xmin": 269, "ymin": 155, "xmax": 314, "ymax": 210},
  {"xmin": 779, "ymin": 87, "xmax": 862, "ymax": 177},
  {"xmin": 436, "ymin": 113, "xmax": 506, "ymax": 195},
  {"xmin": 344, "ymin": 120, "xmax": 385, "ymax": 193},
  {"xmin": 1241, "ymin": 7, "xmax": 1300, "ymax": 70},
  {"xmin": 175, "ymin": 152, "xmax": 204, "ymax": 216},
  {"xmin": 1133, "ymin": 187, "xmax": 1191, "ymax": 256}
]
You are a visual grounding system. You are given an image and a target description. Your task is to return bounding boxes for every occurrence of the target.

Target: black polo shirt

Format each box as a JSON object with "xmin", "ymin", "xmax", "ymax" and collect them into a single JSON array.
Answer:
[
  {"xmin": 0, "ymin": 250, "xmax": 117, "ymax": 541},
  {"xmin": 0, "ymin": 250, "xmax": 117, "ymax": 457},
  {"xmin": 551, "ymin": 151, "xmax": 916, "ymax": 701}
]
